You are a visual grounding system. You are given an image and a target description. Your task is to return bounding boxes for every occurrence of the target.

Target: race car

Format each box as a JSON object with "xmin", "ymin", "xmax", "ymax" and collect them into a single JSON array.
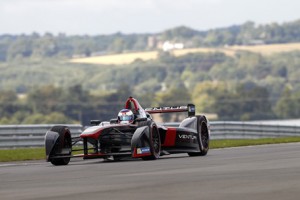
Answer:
[{"xmin": 45, "ymin": 97, "xmax": 210, "ymax": 165}]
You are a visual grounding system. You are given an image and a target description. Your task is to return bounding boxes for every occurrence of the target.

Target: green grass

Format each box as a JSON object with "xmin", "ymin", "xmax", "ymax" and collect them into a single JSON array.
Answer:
[
  {"xmin": 1, "ymin": 137, "xmax": 300, "ymax": 162},
  {"xmin": 0, "ymin": 148, "xmax": 46, "ymax": 162},
  {"xmin": 210, "ymin": 137, "xmax": 300, "ymax": 149}
]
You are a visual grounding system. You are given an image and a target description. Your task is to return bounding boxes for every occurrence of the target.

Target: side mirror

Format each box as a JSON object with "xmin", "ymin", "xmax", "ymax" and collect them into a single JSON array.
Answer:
[
  {"xmin": 90, "ymin": 120, "xmax": 101, "ymax": 125},
  {"xmin": 187, "ymin": 104, "xmax": 195, "ymax": 117}
]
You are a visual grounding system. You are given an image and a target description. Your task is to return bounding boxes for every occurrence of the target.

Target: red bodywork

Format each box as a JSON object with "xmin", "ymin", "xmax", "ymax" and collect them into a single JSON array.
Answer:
[{"xmin": 162, "ymin": 128, "xmax": 177, "ymax": 147}]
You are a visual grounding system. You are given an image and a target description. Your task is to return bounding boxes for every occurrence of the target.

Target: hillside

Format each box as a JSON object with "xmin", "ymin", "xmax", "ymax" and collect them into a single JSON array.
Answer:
[
  {"xmin": 1, "ymin": 19, "xmax": 300, "ymax": 62},
  {"xmin": 2, "ymin": 19, "xmax": 300, "ymax": 124},
  {"xmin": 70, "ymin": 43, "xmax": 300, "ymax": 65},
  {"xmin": 2, "ymin": 48, "xmax": 300, "ymax": 124}
]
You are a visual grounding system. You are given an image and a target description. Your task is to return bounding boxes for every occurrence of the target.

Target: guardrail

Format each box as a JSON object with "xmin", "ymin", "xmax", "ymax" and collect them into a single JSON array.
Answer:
[
  {"xmin": 1, "ymin": 121, "xmax": 300, "ymax": 148},
  {"xmin": 162, "ymin": 121, "xmax": 300, "ymax": 139},
  {"xmin": 0, "ymin": 124, "xmax": 82, "ymax": 149},
  {"xmin": 210, "ymin": 121, "xmax": 300, "ymax": 139}
]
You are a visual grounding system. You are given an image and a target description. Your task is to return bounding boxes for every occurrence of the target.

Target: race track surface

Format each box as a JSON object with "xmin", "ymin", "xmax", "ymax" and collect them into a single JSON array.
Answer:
[{"xmin": 1, "ymin": 143, "xmax": 300, "ymax": 200}]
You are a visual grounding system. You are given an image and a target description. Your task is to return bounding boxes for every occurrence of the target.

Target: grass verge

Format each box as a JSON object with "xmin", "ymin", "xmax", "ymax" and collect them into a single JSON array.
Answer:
[
  {"xmin": 210, "ymin": 137, "xmax": 300, "ymax": 149},
  {"xmin": 0, "ymin": 148, "xmax": 45, "ymax": 162},
  {"xmin": 1, "ymin": 137, "xmax": 300, "ymax": 162}
]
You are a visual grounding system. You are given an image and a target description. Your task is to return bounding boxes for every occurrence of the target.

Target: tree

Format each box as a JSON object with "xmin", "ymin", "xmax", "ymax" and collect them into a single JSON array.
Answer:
[
  {"xmin": 0, "ymin": 90, "xmax": 17, "ymax": 103},
  {"xmin": 22, "ymin": 112, "xmax": 76, "ymax": 124},
  {"xmin": 109, "ymin": 37, "xmax": 125, "ymax": 53},
  {"xmin": 155, "ymin": 86, "xmax": 192, "ymax": 121},
  {"xmin": 0, "ymin": 90, "xmax": 18, "ymax": 118},
  {"xmin": 193, "ymin": 81, "xmax": 273, "ymax": 120},
  {"xmin": 234, "ymin": 82, "xmax": 273, "ymax": 120},
  {"xmin": 192, "ymin": 81, "xmax": 226, "ymax": 113},
  {"xmin": 274, "ymin": 88, "xmax": 300, "ymax": 118},
  {"xmin": 27, "ymin": 85, "xmax": 65, "ymax": 114},
  {"xmin": 6, "ymin": 37, "xmax": 33, "ymax": 60}
]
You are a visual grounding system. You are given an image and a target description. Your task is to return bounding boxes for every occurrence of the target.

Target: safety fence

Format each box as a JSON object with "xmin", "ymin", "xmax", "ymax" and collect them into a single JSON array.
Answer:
[
  {"xmin": 0, "ymin": 124, "xmax": 82, "ymax": 149},
  {"xmin": 209, "ymin": 121, "xmax": 300, "ymax": 139},
  {"xmin": 1, "ymin": 121, "xmax": 300, "ymax": 148}
]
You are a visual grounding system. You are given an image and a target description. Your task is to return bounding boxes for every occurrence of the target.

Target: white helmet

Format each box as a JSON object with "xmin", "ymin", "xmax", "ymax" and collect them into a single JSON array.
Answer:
[{"xmin": 118, "ymin": 109, "xmax": 134, "ymax": 124}]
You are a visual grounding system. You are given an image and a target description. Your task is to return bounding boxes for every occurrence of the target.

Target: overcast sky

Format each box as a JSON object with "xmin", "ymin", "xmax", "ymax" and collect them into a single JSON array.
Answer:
[{"xmin": 1, "ymin": 0, "xmax": 300, "ymax": 35}]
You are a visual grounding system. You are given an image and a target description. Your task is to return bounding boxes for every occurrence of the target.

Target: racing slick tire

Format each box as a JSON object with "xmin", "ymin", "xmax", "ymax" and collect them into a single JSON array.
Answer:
[
  {"xmin": 188, "ymin": 115, "xmax": 209, "ymax": 157},
  {"xmin": 139, "ymin": 121, "xmax": 161, "ymax": 160},
  {"xmin": 49, "ymin": 126, "xmax": 72, "ymax": 166}
]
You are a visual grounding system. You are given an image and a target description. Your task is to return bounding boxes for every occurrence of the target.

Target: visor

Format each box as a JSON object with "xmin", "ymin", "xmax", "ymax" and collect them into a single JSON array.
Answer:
[{"xmin": 119, "ymin": 115, "xmax": 133, "ymax": 121}]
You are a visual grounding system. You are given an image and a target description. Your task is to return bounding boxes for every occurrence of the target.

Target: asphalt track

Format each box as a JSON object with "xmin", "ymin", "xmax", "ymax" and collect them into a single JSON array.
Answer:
[{"xmin": 1, "ymin": 143, "xmax": 300, "ymax": 200}]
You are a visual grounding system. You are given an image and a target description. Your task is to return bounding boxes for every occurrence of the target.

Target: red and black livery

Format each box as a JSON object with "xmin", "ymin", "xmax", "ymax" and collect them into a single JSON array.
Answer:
[{"xmin": 45, "ymin": 97, "xmax": 210, "ymax": 165}]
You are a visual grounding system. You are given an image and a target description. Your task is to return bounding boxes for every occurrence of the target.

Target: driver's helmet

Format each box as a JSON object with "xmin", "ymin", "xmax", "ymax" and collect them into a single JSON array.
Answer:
[{"xmin": 118, "ymin": 109, "xmax": 134, "ymax": 124}]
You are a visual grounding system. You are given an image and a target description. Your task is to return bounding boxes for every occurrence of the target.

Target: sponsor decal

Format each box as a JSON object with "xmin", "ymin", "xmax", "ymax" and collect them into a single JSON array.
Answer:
[
  {"xmin": 145, "ymin": 106, "xmax": 187, "ymax": 111},
  {"xmin": 178, "ymin": 134, "xmax": 197, "ymax": 143},
  {"xmin": 137, "ymin": 147, "xmax": 151, "ymax": 154},
  {"xmin": 179, "ymin": 134, "xmax": 197, "ymax": 140}
]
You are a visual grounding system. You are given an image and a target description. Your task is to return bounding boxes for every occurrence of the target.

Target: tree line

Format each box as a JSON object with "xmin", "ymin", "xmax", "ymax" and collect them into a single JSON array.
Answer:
[
  {"xmin": 0, "ymin": 77, "xmax": 298, "ymax": 125},
  {"xmin": 1, "ymin": 19, "xmax": 300, "ymax": 124},
  {"xmin": 1, "ymin": 19, "xmax": 300, "ymax": 61},
  {"xmin": 1, "ymin": 50, "xmax": 300, "ymax": 124}
]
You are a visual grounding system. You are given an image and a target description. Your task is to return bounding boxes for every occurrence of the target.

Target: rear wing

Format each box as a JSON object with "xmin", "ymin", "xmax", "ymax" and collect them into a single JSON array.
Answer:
[{"xmin": 145, "ymin": 104, "xmax": 195, "ymax": 117}]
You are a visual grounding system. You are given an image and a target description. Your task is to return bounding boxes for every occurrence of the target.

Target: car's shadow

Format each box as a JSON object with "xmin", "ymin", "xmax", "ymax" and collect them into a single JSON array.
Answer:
[{"xmin": 56, "ymin": 154, "xmax": 192, "ymax": 166}]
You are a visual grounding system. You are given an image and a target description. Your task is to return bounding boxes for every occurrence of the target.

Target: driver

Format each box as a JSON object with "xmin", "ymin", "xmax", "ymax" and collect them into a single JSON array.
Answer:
[{"xmin": 117, "ymin": 109, "xmax": 135, "ymax": 124}]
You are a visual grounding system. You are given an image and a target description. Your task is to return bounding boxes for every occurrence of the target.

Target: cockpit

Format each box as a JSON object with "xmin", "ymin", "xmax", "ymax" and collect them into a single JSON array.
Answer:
[{"xmin": 124, "ymin": 97, "xmax": 147, "ymax": 119}]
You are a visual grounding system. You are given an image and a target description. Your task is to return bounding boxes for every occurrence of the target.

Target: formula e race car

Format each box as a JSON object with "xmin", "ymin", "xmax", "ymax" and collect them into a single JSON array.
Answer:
[{"xmin": 45, "ymin": 97, "xmax": 210, "ymax": 165}]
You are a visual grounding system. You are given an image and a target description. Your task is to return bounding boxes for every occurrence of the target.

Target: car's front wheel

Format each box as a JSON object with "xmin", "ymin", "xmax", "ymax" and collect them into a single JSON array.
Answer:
[
  {"xmin": 142, "ymin": 121, "xmax": 161, "ymax": 160},
  {"xmin": 49, "ymin": 126, "xmax": 72, "ymax": 165}
]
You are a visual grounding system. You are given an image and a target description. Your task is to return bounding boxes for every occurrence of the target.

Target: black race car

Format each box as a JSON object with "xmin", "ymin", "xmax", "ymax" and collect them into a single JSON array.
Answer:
[{"xmin": 45, "ymin": 97, "xmax": 210, "ymax": 165}]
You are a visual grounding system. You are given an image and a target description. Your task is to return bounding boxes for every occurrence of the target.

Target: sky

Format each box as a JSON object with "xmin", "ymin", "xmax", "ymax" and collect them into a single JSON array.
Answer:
[{"xmin": 0, "ymin": 0, "xmax": 300, "ymax": 35}]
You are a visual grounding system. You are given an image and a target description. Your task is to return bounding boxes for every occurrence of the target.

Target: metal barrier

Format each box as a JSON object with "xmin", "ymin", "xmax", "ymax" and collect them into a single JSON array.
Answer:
[
  {"xmin": 1, "ymin": 121, "xmax": 300, "ymax": 148},
  {"xmin": 0, "ymin": 124, "xmax": 82, "ymax": 148},
  {"xmin": 162, "ymin": 121, "xmax": 300, "ymax": 140},
  {"xmin": 210, "ymin": 121, "xmax": 300, "ymax": 139}
]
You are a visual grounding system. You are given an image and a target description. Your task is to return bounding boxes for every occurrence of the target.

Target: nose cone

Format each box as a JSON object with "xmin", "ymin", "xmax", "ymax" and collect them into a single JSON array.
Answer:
[{"xmin": 80, "ymin": 126, "xmax": 102, "ymax": 139}]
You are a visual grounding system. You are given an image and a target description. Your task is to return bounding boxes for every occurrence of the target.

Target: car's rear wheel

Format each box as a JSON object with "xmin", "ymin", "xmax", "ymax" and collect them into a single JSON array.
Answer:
[
  {"xmin": 188, "ymin": 116, "xmax": 209, "ymax": 156},
  {"xmin": 49, "ymin": 126, "xmax": 72, "ymax": 165}
]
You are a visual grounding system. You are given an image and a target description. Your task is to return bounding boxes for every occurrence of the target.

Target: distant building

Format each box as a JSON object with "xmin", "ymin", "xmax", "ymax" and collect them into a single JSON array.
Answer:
[{"xmin": 162, "ymin": 41, "xmax": 184, "ymax": 51}]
